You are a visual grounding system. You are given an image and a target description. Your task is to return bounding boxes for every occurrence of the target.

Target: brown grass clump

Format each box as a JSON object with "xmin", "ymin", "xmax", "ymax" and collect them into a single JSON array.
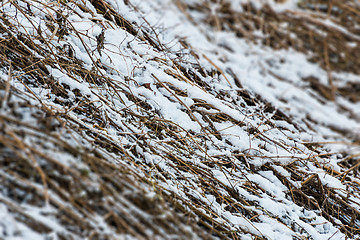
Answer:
[
  {"xmin": 181, "ymin": 0, "xmax": 360, "ymax": 102},
  {"xmin": 0, "ymin": 0, "xmax": 359, "ymax": 239}
]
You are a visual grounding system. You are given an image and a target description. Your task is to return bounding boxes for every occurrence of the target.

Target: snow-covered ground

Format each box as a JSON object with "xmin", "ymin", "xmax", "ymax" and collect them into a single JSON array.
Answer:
[{"xmin": 0, "ymin": 0, "xmax": 359, "ymax": 239}]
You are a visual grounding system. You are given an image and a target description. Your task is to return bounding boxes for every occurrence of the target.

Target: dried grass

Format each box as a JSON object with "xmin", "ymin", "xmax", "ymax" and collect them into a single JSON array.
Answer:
[
  {"xmin": 0, "ymin": 0, "xmax": 359, "ymax": 239},
  {"xmin": 182, "ymin": 0, "xmax": 360, "ymax": 102}
]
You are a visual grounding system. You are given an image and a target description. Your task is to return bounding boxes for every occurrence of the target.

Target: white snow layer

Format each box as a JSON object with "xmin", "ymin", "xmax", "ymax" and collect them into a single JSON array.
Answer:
[{"xmin": 0, "ymin": 0, "xmax": 359, "ymax": 239}]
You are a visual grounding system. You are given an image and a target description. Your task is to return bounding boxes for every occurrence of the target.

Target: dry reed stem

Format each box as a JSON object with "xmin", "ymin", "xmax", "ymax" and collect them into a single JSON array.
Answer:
[{"xmin": 0, "ymin": 0, "xmax": 359, "ymax": 239}]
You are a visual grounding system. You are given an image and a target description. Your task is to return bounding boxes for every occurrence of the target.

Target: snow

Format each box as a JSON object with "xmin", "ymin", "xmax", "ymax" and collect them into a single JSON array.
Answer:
[
  {"xmin": 1, "ymin": 0, "xmax": 360, "ymax": 239},
  {"xmin": 0, "ymin": 204, "xmax": 44, "ymax": 240}
]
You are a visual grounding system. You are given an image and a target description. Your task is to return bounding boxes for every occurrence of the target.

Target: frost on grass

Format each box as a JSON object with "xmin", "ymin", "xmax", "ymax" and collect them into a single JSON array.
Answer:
[{"xmin": 0, "ymin": 0, "xmax": 359, "ymax": 239}]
